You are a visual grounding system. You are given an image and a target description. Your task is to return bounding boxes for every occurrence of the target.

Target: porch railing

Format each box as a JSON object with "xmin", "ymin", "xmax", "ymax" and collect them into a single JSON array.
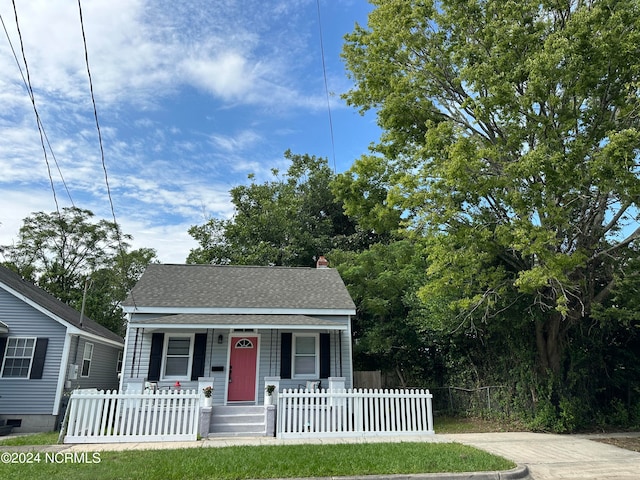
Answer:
[
  {"xmin": 63, "ymin": 389, "xmax": 200, "ymax": 443},
  {"xmin": 277, "ymin": 388, "xmax": 434, "ymax": 439}
]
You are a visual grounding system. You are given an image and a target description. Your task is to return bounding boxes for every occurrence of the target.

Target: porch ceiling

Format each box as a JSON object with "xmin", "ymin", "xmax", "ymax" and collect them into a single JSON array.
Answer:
[{"xmin": 128, "ymin": 314, "xmax": 348, "ymax": 330}]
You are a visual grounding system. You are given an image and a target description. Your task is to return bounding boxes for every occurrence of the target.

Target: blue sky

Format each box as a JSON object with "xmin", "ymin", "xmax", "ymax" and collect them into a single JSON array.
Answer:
[{"xmin": 0, "ymin": 0, "xmax": 380, "ymax": 263}]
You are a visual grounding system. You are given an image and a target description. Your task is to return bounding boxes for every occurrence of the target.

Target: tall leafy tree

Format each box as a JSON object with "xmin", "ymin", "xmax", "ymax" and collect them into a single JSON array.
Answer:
[
  {"xmin": 188, "ymin": 151, "xmax": 361, "ymax": 266},
  {"xmin": 1, "ymin": 207, "xmax": 157, "ymax": 335},
  {"xmin": 342, "ymin": 0, "xmax": 640, "ymax": 380}
]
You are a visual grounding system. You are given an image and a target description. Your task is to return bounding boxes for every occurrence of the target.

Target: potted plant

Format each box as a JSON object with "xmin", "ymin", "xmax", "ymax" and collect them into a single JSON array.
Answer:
[
  {"xmin": 202, "ymin": 386, "xmax": 213, "ymax": 407},
  {"xmin": 265, "ymin": 384, "xmax": 276, "ymax": 405}
]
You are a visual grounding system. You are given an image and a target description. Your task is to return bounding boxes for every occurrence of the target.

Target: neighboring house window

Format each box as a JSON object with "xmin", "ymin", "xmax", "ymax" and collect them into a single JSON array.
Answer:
[
  {"xmin": 81, "ymin": 342, "xmax": 94, "ymax": 377},
  {"xmin": 292, "ymin": 334, "xmax": 319, "ymax": 378},
  {"xmin": 162, "ymin": 335, "xmax": 193, "ymax": 379},
  {"xmin": 1, "ymin": 337, "xmax": 36, "ymax": 378},
  {"xmin": 116, "ymin": 350, "xmax": 123, "ymax": 374}
]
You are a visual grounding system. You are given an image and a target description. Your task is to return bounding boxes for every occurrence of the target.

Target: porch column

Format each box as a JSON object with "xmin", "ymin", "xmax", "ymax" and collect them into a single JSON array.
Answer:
[
  {"xmin": 198, "ymin": 377, "xmax": 215, "ymax": 438},
  {"xmin": 328, "ymin": 377, "xmax": 346, "ymax": 408},
  {"xmin": 125, "ymin": 378, "xmax": 145, "ymax": 393},
  {"xmin": 264, "ymin": 376, "xmax": 280, "ymax": 405},
  {"xmin": 198, "ymin": 377, "xmax": 215, "ymax": 404}
]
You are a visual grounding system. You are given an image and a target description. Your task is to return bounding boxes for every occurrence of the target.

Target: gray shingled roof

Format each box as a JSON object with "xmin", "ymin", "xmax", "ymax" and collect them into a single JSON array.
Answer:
[
  {"xmin": 123, "ymin": 264, "xmax": 356, "ymax": 311},
  {"xmin": 132, "ymin": 314, "xmax": 347, "ymax": 329},
  {"xmin": 0, "ymin": 266, "xmax": 124, "ymax": 344}
]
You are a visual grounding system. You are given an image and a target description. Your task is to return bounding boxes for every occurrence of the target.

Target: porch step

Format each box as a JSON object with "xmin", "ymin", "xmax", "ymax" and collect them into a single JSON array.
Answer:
[{"xmin": 209, "ymin": 405, "xmax": 266, "ymax": 437}]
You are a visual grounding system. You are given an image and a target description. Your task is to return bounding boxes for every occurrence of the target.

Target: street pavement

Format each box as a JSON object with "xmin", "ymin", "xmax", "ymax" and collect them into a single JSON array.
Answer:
[{"xmin": 5, "ymin": 431, "xmax": 640, "ymax": 479}]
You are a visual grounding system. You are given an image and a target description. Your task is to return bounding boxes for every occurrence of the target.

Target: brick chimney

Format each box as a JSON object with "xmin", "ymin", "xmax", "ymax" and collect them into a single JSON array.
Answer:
[{"xmin": 316, "ymin": 255, "xmax": 329, "ymax": 268}]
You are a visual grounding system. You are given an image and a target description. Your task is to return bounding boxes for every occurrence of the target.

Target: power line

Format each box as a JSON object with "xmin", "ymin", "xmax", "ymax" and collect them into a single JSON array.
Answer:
[
  {"xmin": 0, "ymin": 13, "xmax": 74, "ymax": 207},
  {"xmin": 76, "ymin": 0, "xmax": 137, "ymax": 310},
  {"xmin": 7, "ymin": 1, "xmax": 62, "ymax": 212},
  {"xmin": 316, "ymin": 0, "xmax": 337, "ymax": 173},
  {"xmin": 76, "ymin": 0, "xmax": 114, "ymax": 224}
]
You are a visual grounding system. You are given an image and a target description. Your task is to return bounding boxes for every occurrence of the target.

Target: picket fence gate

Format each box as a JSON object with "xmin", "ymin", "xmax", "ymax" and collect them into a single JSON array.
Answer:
[
  {"xmin": 277, "ymin": 388, "xmax": 434, "ymax": 439},
  {"xmin": 63, "ymin": 389, "xmax": 200, "ymax": 443}
]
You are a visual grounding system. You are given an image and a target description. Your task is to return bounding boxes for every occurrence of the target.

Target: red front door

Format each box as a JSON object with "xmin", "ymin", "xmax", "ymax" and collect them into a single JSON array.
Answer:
[{"xmin": 227, "ymin": 336, "xmax": 258, "ymax": 402}]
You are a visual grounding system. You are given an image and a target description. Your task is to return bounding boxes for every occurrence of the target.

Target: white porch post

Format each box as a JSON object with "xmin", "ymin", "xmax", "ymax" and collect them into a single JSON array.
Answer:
[
  {"xmin": 264, "ymin": 376, "xmax": 280, "ymax": 405},
  {"xmin": 125, "ymin": 378, "xmax": 145, "ymax": 393},
  {"xmin": 328, "ymin": 376, "xmax": 346, "ymax": 408},
  {"xmin": 198, "ymin": 377, "xmax": 215, "ymax": 438}
]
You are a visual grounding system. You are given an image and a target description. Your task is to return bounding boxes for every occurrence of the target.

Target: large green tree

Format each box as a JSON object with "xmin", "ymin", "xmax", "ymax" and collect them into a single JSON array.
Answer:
[
  {"xmin": 342, "ymin": 0, "xmax": 640, "ymax": 378},
  {"xmin": 1, "ymin": 207, "xmax": 157, "ymax": 335},
  {"xmin": 187, "ymin": 151, "xmax": 363, "ymax": 266}
]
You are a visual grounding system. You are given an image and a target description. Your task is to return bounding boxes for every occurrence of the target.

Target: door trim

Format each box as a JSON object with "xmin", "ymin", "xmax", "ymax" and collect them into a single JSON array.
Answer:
[{"xmin": 225, "ymin": 333, "xmax": 261, "ymax": 404}]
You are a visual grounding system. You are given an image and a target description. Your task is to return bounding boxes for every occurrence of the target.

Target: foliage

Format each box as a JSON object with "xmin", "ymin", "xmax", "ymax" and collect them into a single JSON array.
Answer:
[
  {"xmin": 187, "ymin": 151, "xmax": 364, "ymax": 267},
  {"xmin": 1, "ymin": 207, "xmax": 157, "ymax": 335},
  {"xmin": 330, "ymin": 240, "xmax": 432, "ymax": 386},
  {"xmin": 338, "ymin": 0, "xmax": 640, "ymax": 429}
]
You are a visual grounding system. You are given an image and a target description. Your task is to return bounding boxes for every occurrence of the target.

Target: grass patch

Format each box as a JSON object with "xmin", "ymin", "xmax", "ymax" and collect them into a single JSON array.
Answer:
[
  {"xmin": 0, "ymin": 442, "xmax": 514, "ymax": 480},
  {"xmin": 0, "ymin": 432, "xmax": 60, "ymax": 446},
  {"xmin": 435, "ymin": 415, "xmax": 525, "ymax": 434}
]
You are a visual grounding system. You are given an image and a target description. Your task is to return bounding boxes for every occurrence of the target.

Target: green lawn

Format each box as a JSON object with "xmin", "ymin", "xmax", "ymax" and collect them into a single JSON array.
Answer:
[{"xmin": 0, "ymin": 442, "xmax": 514, "ymax": 480}]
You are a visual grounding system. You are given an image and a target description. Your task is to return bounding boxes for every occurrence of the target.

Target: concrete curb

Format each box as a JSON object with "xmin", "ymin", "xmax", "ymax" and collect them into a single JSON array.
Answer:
[{"xmin": 265, "ymin": 465, "xmax": 531, "ymax": 480}]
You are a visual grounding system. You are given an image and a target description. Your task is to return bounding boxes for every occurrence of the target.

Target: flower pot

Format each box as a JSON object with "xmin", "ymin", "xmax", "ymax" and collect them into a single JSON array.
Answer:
[
  {"xmin": 203, "ymin": 396, "xmax": 213, "ymax": 407},
  {"xmin": 265, "ymin": 395, "xmax": 273, "ymax": 405}
]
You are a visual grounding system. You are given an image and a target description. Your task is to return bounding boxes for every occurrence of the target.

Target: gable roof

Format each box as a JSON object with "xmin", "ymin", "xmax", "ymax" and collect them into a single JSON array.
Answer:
[
  {"xmin": 122, "ymin": 264, "xmax": 356, "ymax": 312},
  {"xmin": 0, "ymin": 266, "xmax": 124, "ymax": 345}
]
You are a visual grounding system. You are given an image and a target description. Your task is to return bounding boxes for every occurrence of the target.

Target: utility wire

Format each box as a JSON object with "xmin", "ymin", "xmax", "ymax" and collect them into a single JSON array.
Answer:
[
  {"xmin": 76, "ymin": 0, "xmax": 137, "ymax": 310},
  {"xmin": 0, "ymin": 13, "xmax": 74, "ymax": 207},
  {"xmin": 8, "ymin": 1, "xmax": 61, "ymax": 213},
  {"xmin": 316, "ymin": 0, "xmax": 337, "ymax": 173}
]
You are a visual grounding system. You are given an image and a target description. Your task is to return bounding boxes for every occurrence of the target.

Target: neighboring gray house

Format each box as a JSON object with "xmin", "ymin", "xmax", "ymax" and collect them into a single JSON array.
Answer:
[
  {"xmin": 120, "ymin": 259, "xmax": 356, "ymax": 406},
  {"xmin": 0, "ymin": 266, "xmax": 124, "ymax": 433}
]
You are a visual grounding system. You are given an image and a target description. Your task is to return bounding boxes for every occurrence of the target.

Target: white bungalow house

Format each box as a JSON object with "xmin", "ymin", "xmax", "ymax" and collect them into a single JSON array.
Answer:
[
  {"xmin": 119, "ymin": 259, "xmax": 356, "ymax": 419},
  {"xmin": 0, "ymin": 266, "xmax": 124, "ymax": 433}
]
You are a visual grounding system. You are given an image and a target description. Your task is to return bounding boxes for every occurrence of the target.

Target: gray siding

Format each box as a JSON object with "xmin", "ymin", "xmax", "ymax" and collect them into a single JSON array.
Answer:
[
  {"xmin": 0, "ymin": 289, "xmax": 66, "ymax": 415},
  {"xmin": 68, "ymin": 337, "xmax": 121, "ymax": 391}
]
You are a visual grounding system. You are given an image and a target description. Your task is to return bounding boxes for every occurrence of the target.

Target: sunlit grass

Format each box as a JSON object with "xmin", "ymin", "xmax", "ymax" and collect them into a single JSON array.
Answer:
[
  {"xmin": 0, "ymin": 431, "xmax": 59, "ymax": 446},
  {"xmin": 0, "ymin": 442, "xmax": 515, "ymax": 480}
]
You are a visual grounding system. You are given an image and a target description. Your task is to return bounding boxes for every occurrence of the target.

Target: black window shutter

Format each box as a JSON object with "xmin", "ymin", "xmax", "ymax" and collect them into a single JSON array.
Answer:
[
  {"xmin": 319, "ymin": 333, "xmax": 330, "ymax": 379},
  {"xmin": 280, "ymin": 332, "xmax": 292, "ymax": 379},
  {"xmin": 0, "ymin": 337, "xmax": 7, "ymax": 372},
  {"xmin": 30, "ymin": 338, "xmax": 48, "ymax": 379},
  {"xmin": 147, "ymin": 332, "xmax": 164, "ymax": 381},
  {"xmin": 191, "ymin": 333, "xmax": 207, "ymax": 381}
]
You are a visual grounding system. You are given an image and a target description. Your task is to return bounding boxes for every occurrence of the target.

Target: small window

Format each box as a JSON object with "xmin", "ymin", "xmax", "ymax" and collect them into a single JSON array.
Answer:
[
  {"xmin": 81, "ymin": 343, "xmax": 94, "ymax": 377},
  {"xmin": 293, "ymin": 334, "xmax": 318, "ymax": 378},
  {"xmin": 1, "ymin": 337, "xmax": 36, "ymax": 378},
  {"xmin": 162, "ymin": 335, "xmax": 193, "ymax": 379},
  {"xmin": 116, "ymin": 350, "xmax": 123, "ymax": 374},
  {"xmin": 234, "ymin": 338, "xmax": 254, "ymax": 349}
]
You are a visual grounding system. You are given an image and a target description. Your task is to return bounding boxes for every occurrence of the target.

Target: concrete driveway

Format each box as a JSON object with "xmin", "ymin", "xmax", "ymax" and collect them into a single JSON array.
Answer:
[{"xmin": 443, "ymin": 432, "xmax": 640, "ymax": 480}]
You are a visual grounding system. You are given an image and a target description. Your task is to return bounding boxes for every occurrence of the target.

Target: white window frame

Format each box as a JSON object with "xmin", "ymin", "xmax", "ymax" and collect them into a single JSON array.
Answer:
[
  {"xmin": 161, "ymin": 334, "xmax": 194, "ymax": 380},
  {"xmin": 292, "ymin": 333, "xmax": 319, "ymax": 379},
  {"xmin": 81, "ymin": 342, "xmax": 94, "ymax": 377},
  {"xmin": 1, "ymin": 337, "xmax": 36, "ymax": 379},
  {"xmin": 116, "ymin": 350, "xmax": 123, "ymax": 374}
]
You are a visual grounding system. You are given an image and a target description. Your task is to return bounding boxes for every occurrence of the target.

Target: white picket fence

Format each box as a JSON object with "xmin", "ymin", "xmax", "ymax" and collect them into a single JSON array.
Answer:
[
  {"xmin": 63, "ymin": 389, "xmax": 200, "ymax": 443},
  {"xmin": 277, "ymin": 388, "xmax": 434, "ymax": 439}
]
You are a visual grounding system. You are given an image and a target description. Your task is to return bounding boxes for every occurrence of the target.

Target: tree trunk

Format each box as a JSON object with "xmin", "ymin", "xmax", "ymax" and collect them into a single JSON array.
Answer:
[{"xmin": 535, "ymin": 312, "xmax": 564, "ymax": 374}]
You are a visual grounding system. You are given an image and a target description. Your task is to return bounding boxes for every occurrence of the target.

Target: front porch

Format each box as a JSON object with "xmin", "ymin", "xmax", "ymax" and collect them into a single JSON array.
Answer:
[{"xmin": 121, "ymin": 321, "xmax": 353, "ymax": 407}]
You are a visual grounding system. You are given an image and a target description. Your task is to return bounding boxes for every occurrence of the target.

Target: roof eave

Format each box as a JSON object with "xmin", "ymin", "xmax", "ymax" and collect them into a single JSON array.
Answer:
[{"xmin": 123, "ymin": 306, "xmax": 356, "ymax": 316}]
